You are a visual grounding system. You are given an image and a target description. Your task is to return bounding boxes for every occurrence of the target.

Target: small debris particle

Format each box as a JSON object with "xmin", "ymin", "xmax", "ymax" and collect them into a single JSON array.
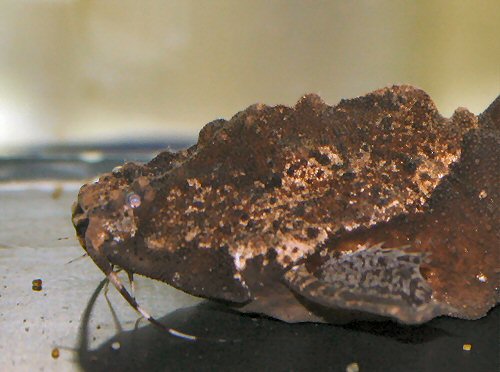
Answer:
[
  {"xmin": 476, "ymin": 273, "xmax": 488, "ymax": 283},
  {"xmin": 32, "ymin": 279, "xmax": 42, "ymax": 291},
  {"xmin": 51, "ymin": 186, "xmax": 63, "ymax": 200},
  {"xmin": 346, "ymin": 362, "xmax": 360, "ymax": 372},
  {"xmin": 463, "ymin": 343, "xmax": 472, "ymax": 351},
  {"xmin": 51, "ymin": 348, "xmax": 60, "ymax": 359},
  {"xmin": 111, "ymin": 341, "xmax": 121, "ymax": 351},
  {"xmin": 478, "ymin": 190, "xmax": 487, "ymax": 199}
]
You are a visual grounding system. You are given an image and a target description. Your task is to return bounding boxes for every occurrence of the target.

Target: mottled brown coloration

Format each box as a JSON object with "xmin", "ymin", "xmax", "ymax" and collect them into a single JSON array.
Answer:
[{"xmin": 72, "ymin": 86, "xmax": 499, "ymax": 325}]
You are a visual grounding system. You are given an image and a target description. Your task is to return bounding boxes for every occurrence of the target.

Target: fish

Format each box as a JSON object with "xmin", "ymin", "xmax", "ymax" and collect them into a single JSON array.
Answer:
[{"xmin": 72, "ymin": 85, "xmax": 499, "ymax": 338}]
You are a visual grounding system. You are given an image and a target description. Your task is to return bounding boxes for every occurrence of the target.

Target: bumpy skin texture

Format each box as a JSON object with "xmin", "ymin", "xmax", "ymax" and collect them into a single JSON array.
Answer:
[{"xmin": 72, "ymin": 86, "xmax": 499, "ymax": 325}]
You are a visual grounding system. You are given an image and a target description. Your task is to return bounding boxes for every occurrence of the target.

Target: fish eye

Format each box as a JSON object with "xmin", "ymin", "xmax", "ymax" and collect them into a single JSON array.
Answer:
[{"xmin": 126, "ymin": 192, "xmax": 142, "ymax": 209}]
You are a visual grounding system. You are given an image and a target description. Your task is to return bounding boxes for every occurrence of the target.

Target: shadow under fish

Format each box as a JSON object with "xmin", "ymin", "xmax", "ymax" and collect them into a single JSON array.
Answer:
[{"xmin": 77, "ymin": 280, "xmax": 499, "ymax": 372}]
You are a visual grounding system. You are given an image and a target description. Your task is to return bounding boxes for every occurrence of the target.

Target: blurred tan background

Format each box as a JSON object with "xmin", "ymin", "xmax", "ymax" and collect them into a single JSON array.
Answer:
[{"xmin": 0, "ymin": 0, "xmax": 498, "ymax": 146}]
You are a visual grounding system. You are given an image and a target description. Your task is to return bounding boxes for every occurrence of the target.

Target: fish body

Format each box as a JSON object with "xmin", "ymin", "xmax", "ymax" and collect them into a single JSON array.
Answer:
[{"xmin": 72, "ymin": 86, "xmax": 499, "ymax": 325}]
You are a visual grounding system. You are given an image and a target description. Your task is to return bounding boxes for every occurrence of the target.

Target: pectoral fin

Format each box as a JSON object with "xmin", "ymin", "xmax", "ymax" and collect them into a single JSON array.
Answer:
[{"xmin": 285, "ymin": 244, "xmax": 453, "ymax": 324}]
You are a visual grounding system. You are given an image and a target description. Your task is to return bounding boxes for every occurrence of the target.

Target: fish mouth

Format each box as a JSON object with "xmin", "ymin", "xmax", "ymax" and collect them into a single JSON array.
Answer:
[
  {"xmin": 71, "ymin": 200, "xmax": 114, "ymax": 275},
  {"xmin": 71, "ymin": 201, "xmax": 89, "ymax": 249}
]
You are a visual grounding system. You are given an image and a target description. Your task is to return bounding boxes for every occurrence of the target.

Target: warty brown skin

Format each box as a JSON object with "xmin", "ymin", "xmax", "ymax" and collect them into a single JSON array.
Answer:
[{"xmin": 72, "ymin": 86, "xmax": 499, "ymax": 325}]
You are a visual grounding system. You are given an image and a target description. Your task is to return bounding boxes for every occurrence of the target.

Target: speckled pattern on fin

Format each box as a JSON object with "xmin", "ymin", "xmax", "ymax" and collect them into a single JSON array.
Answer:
[{"xmin": 285, "ymin": 244, "xmax": 452, "ymax": 324}]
